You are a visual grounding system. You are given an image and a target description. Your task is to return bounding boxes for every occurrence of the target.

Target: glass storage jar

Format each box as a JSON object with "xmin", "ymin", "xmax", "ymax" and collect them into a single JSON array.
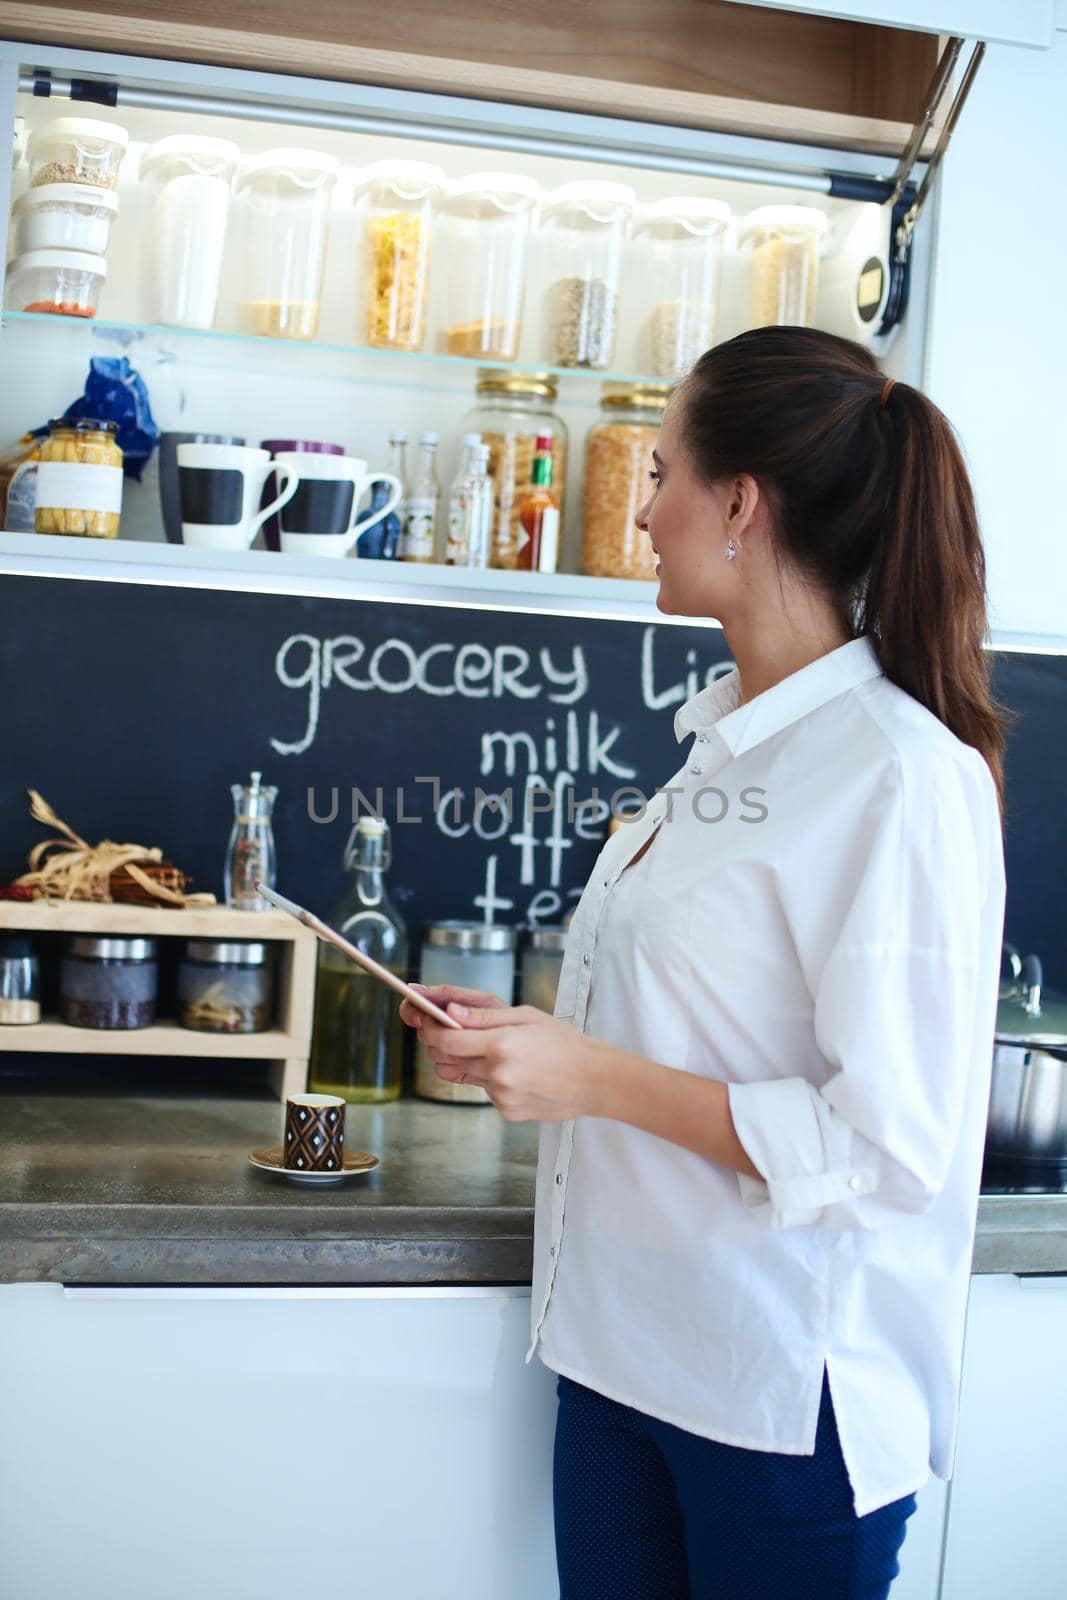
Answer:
[
  {"xmin": 415, "ymin": 923, "xmax": 518, "ymax": 1103},
  {"xmin": 461, "ymin": 370, "xmax": 568, "ymax": 570},
  {"xmin": 12, "ymin": 183, "xmax": 118, "ymax": 256},
  {"xmin": 739, "ymin": 204, "xmax": 828, "ymax": 328},
  {"xmin": 60, "ymin": 935, "xmax": 158, "ymax": 1029},
  {"xmin": 519, "ymin": 926, "xmax": 567, "ymax": 1014},
  {"xmin": 35, "ymin": 418, "xmax": 123, "ymax": 538},
  {"xmin": 436, "ymin": 171, "xmax": 539, "ymax": 360},
  {"xmin": 178, "ymin": 938, "xmax": 276, "ymax": 1033},
  {"xmin": 142, "ymin": 134, "xmax": 241, "ymax": 330},
  {"xmin": 631, "ymin": 197, "xmax": 731, "ymax": 379},
  {"xmin": 28, "ymin": 116, "xmax": 128, "ymax": 191},
  {"xmin": 0, "ymin": 935, "xmax": 40, "ymax": 1025},
  {"xmin": 5, "ymin": 248, "xmax": 107, "ymax": 318},
  {"xmin": 538, "ymin": 180, "xmax": 634, "ymax": 369},
  {"xmin": 581, "ymin": 384, "xmax": 669, "ymax": 580},
  {"xmin": 234, "ymin": 147, "xmax": 339, "ymax": 340},
  {"xmin": 355, "ymin": 159, "xmax": 445, "ymax": 352}
]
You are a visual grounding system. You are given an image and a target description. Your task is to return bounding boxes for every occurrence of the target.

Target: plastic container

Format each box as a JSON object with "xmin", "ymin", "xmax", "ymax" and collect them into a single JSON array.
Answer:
[
  {"xmin": 178, "ymin": 939, "xmax": 276, "ymax": 1033},
  {"xmin": 142, "ymin": 134, "xmax": 241, "ymax": 330},
  {"xmin": 581, "ymin": 384, "xmax": 670, "ymax": 580},
  {"xmin": 739, "ymin": 205, "xmax": 829, "ymax": 328},
  {"xmin": 631, "ymin": 197, "xmax": 731, "ymax": 379},
  {"xmin": 233, "ymin": 147, "xmax": 339, "ymax": 340},
  {"xmin": 520, "ymin": 926, "xmax": 567, "ymax": 1014},
  {"xmin": 415, "ymin": 923, "xmax": 517, "ymax": 1103},
  {"xmin": 0, "ymin": 935, "xmax": 40, "ymax": 1025},
  {"xmin": 59, "ymin": 935, "xmax": 158, "ymax": 1030},
  {"xmin": 539, "ymin": 180, "xmax": 635, "ymax": 369},
  {"xmin": 461, "ymin": 370, "xmax": 568, "ymax": 570},
  {"xmin": 356, "ymin": 159, "xmax": 445, "ymax": 352},
  {"xmin": 12, "ymin": 183, "xmax": 118, "ymax": 256},
  {"xmin": 436, "ymin": 171, "xmax": 539, "ymax": 361},
  {"xmin": 28, "ymin": 116, "xmax": 128, "ymax": 191},
  {"xmin": 35, "ymin": 418, "xmax": 123, "ymax": 537},
  {"xmin": 5, "ymin": 248, "xmax": 107, "ymax": 318}
]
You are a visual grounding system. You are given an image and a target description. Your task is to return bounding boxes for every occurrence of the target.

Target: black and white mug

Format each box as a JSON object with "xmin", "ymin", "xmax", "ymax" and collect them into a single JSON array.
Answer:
[
  {"xmin": 177, "ymin": 443, "xmax": 297, "ymax": 550},
  {"xmin": 274, "ymin": 452, "xmax": 402, "ymax": 557}
]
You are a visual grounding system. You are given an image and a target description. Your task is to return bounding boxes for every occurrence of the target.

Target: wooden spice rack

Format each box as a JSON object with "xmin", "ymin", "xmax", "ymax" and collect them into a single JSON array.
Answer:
[{"xmin": 0, "ymin": 901, "xmax": 318, "ymax": 1100}]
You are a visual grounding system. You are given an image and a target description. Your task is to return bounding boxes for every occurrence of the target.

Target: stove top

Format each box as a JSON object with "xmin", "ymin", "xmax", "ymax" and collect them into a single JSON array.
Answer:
[{"xmin": 981, "ymin": 1155, "xmax": 1067, "ymax": 1196}]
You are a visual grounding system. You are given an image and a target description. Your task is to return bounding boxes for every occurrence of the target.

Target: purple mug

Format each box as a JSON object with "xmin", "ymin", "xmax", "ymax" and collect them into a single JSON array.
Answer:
[{"xmin": 259, "ymin": 439, "xmax": 345, "ymax": 551}]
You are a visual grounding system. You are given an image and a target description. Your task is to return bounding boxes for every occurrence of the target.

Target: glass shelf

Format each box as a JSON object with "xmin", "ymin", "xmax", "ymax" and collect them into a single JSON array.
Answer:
[{"xmin": 0, "ymin": 311, "xmax": 671, "ymax": 393}]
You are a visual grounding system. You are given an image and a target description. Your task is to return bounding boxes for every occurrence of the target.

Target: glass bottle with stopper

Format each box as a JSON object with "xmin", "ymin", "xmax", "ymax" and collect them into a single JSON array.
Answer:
[{"xmin": 224, "ymin": 770, "xmax": 278, "ymax": 910}]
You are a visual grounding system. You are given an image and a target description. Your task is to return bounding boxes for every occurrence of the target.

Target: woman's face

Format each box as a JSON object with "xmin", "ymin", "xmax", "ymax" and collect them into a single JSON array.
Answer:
[{"xmin": 635, "ymin": 398, "xmax": 760, "ymax": 621}]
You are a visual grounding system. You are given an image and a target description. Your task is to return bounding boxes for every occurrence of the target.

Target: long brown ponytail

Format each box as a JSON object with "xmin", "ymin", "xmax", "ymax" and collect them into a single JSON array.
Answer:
[{"xmin": 679, "ymin": 326, "xmax": 1007, "ymax": 805}]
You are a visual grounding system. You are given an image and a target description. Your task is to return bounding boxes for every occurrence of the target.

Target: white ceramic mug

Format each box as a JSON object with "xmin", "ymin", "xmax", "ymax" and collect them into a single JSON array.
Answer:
[
  {"xmin": 177, "ymin": 443, "xmax": 297, "ymax": 550},
  {"xmin": 274, "ymin": 452, "xmax": 402, "ymax": 557}
]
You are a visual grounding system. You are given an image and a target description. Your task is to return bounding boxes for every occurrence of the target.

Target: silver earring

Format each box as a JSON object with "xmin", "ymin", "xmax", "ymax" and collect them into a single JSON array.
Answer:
[{"xmin": 725, "ymin": 536, "xmax": 738, "ymax": 561}]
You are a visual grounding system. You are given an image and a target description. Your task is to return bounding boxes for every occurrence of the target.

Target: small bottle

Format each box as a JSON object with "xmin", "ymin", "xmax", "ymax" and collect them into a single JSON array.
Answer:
[
  {"xmin": 399, "ymin": 431, "xmax": 439, "ymax": 563},
  {"xmin": 357, "ymin": 430, "xmax": 406, "ymax": 559},
  {"xmin": 224, "ymin": 770, "xmax": 278, "ymax": 910},
  {"xmin": 516, "ymin": 432, "xmax": 560, "ymax": 573},
  {"xmin": 446, "ymin": 434, "xmax": 493, "ymax": 568},
  {"xmin": 467, "ymin": 444, "xmax": 494, "ymax": 569}
]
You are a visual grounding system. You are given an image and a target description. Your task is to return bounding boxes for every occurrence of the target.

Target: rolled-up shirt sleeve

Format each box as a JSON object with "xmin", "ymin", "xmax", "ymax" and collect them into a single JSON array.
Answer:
[{"xmin": 727, "ymin": 753, "xmax": 1000, "ymax": 1230}]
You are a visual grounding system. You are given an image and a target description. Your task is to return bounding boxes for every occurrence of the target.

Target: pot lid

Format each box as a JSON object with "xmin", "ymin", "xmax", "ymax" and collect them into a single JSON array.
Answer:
[{"xmin": 995, "ymin": 951, "xmax": 1067, "ymax": 1047}]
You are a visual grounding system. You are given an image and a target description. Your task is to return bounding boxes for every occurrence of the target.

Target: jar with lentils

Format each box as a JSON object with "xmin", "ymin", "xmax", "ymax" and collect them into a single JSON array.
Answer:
[
  {"xmin": 35, "ymin": 417, "xmax": 123, "ymax": 537},
  {"xmin": 580, "ymin": 384, "xmax": 670, "ymax": 580},
  {"xmin": 461, "ymin": 370, "xmax": 568, "ymax": 570}
]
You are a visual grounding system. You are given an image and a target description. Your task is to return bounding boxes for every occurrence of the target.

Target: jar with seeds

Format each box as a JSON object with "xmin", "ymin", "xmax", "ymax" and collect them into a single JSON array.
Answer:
[
  {"xmin": 631, "ymin": 196, "xmax": 731, "ymax": 380},
  {"xmin": 27, "ymin": 116, "xmax": 128, "ymax": 191},
  {"xmin": 538, "ymin": 180, "xmax": 634, "ymax": 370},
  {"xmin": 461, "ymin": 370, "xmax": 568, "ymax": 570},
  {"xmin": 739, "ymin": 205, "xmax": 828, "ymax": 329},
  {"xmin": 581, "ymin": 384, "xmax": 670, "ymax": 581},
  {"xmin": 35, "ymin": 418, "xmax": 123, "ymax": 538}
]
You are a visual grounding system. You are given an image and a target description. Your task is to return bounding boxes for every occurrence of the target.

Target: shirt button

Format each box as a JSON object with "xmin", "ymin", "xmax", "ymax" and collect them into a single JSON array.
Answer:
[
  {"xmin": 555, "ymin": 1173, "xmax": 563, "ymax": 1185},
  {"xmin": 603, "ymin": 878, "xmax": 610, "ymax": 888},
  {"xmin": 582, "ymin": 953, "xmax": 591, "ymax": 966},
  {"xmin": 848, "ymin": 1175, "xmax": 862, "ymax": 1192},
  {"xmin": 690, "ymin": 764, "xmax": 703, "ymax": 775},
  {"xmin": 549, "ymin": 1245, "xmax": 556, "ymax": 1256}
]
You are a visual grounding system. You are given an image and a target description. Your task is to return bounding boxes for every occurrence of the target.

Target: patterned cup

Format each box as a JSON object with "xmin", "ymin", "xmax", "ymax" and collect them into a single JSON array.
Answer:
[{"xmin": 283, "ymin": 1093, "xmax": 345, "ymax": 1171}]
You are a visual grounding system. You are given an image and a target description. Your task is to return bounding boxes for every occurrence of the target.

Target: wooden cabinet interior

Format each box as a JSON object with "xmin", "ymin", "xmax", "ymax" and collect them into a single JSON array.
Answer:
[{"xmin": 0, "ymin": 0, "xmax": 942, "ymax": 153}]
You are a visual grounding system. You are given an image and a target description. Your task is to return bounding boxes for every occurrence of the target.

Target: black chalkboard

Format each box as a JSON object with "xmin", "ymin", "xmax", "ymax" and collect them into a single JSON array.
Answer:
[{"xmin": 1, "ymin": 575, "xmax": 1063, "ymax": 984}]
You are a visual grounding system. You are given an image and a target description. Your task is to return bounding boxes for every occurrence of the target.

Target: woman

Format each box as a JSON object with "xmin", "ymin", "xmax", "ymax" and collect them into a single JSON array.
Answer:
[{"xmin": 401, "ymin": 326, "xmax": 1006, "ymax": 1600}]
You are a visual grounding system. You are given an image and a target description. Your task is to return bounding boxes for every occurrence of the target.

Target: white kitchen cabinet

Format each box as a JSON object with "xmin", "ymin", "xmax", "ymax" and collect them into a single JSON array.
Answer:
[
  {"xmin": 940, "ymin": 1273, "xmax": 1067, "ymax": 1599},
  {"xmin": 722, "ymin": 0, "xmax": 1055, "ymax": 48},
  {"xmin": 0, "ymin": 1284, "xmax": 559, "ymax": 1600}
]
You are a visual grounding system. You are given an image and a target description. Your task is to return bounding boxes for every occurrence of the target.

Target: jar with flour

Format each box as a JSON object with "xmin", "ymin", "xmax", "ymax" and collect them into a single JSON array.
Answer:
[{"xmin": 141, "ymin": 135, "xmax": 241, "ymax": 330}]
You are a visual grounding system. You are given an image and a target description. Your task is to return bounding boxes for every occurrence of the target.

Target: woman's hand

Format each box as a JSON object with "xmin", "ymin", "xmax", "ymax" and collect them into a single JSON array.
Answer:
[{"xmin": 404, "ymin": 986, "xmax": 603, "ymax": 1123}]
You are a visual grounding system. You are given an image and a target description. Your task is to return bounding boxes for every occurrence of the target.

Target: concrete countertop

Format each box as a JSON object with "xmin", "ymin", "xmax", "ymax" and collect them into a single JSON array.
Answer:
[{"xmin": 1, "ymin": 1084, "xmax": 1064, "ymax": 1284}]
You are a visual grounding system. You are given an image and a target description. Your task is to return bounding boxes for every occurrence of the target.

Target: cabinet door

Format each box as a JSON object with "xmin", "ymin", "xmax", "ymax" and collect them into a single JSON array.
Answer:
[
  {"xmin": 941, "ymin": 1274, "xmax": 1067, "ymax": 1599},
  {"xmin": 0, "ymin": 1284, "xmax": 559, "ymax": 1600},
  {"xmin": 721, "ymin": 1, "xmax": 1055, "ymax": 47}
]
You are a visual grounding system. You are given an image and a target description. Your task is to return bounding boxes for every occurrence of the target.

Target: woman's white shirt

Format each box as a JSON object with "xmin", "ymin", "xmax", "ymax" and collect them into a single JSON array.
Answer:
[{"xmin": 528, "ymin": 634, "xmax": 1006, "ymax": 1518}]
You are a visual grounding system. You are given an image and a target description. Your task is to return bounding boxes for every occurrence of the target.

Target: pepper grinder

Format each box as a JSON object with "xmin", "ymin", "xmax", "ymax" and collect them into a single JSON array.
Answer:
[{"xmin": 224, "ymin": 770, "xmax": 278, "ymax": 911}]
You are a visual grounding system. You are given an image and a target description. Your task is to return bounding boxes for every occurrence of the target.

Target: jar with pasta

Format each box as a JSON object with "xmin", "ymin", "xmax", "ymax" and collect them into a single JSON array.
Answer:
[
  {"xmin": 461, "ymin": 370, "xmax": 568, "ymax": 570},
  {"xmin": 538, "ymin": 180, "xmax": 634, "ymax": 370},
  {"xmin": 356, "ymin": 159, "xmax": 444, "ymax": 352},
  {"xmin": 233, "ymin": 148, "xmax": 339, "ymax": 340},
  {"xmin": 739, "ymin": 205, "xmax": 828, "ymax": 329},
  {"xmin": 581, "ymin": 384, "xmax": 670, "ymax": 581},
  {"xmin": 631, "ymin": 197, "xmax": 730, "ymax": 380},
  {"xmin": 35, "ymin": 418, "xmax": 123, "ymax": 538}
]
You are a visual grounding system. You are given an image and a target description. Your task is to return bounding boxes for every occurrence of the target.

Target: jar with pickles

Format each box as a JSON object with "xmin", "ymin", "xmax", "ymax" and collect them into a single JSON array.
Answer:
[
  {"xmin": 581, "ymin": 384, "xmax": 669, "ymax": 581},
  {"xmin": 35, "ymin": 418, "xmax": 123, "ymax": 537},
  {"xmin": 356, "ymin": 160, "xmax": 445, "ymax": 352},
  {"xmin": 461, "ymin": 371, "xmax": 568, "ymax": 570}
]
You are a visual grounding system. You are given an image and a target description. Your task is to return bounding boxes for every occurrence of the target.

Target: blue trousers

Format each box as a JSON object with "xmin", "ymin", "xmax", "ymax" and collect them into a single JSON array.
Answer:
[{"xmin": 553, "ymin": 1370, "xmax": 917, "ymax": 1599}]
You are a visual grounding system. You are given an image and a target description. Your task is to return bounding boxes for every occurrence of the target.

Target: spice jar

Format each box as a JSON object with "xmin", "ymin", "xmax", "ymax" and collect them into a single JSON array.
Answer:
[
  {"xmin": 35, "ymin": 418, "xmax": 123, "ymax": 538},
  {"xmin": 436, "ymin": 172, "xmax": 539, "ymax": 360},
  {"xmin": 739, "ymin": 205, "xmax": 828, "ymax": 328},
  {"xmin": 5, "ymin": 248, "xmax": 108, "ymax": 318},
  {"xmin": 0, "ymin": 936, "xmax": 40, "ymax": 1026},
  {"xmin": 539, "ymin": 180, "xmax": 634, "ymax": 369},
  {"xmin": 581, "ymin": 384, "xmax": 670, "ymax": 580},
  {"xmin": 12, "ymin": 183, "xmax": 119, "ymax": 256},
  {"xmin": 415, "ymin": 923, "xmax": 517, "ymax": 1103},
  {"xmin": 356, "ymin": 159, "xmax": 445, "ymax": 352},
  {"xmin": 233, "ymin": 148, "xmax": 339, "ymax": 340},
  {"xmin": 60, "ymin": 935, "xmax": 158, "ymax": 1030},
  {"xmin": 28, "ymin": 116, "xmax": 128, "ymax": 191},
  {"xmin": 178, "ymin": 939, "xmax": 276, "ymax": 1033},
  {"xmin": 631, "ymin": 197, "xmax": 731, "ymax": 379},
  {"xmin": 519, "ymin": 926, "xmax": 567, "ymax": 1014},
  {"xmin": 461, "ymin": 371, "xmax": 568, "ymax": 570}
]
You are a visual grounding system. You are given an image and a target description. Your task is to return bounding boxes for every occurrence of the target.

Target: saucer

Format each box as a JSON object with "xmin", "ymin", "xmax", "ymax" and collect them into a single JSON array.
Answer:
[{"xmin": 249, "ymin": 1145, "xmax": 379, "ymax": 1185}]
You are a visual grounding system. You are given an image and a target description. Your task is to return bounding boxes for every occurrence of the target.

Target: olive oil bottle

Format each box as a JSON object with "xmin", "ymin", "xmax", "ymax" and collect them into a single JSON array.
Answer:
[{"xmin": 308, "ymin": 816, "xmax": 408, "ymax": 1103}]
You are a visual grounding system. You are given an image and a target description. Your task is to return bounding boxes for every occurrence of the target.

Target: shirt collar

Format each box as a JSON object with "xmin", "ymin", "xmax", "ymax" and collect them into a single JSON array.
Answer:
[{"xmin": 674, "ymin": 635, "xmax": 884, "ymax": 754}]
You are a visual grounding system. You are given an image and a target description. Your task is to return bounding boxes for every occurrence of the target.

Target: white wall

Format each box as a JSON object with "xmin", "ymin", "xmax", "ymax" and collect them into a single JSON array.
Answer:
[{"xmin": 926, "ymin": 27, "xmax": 1067, "ymax": 642}]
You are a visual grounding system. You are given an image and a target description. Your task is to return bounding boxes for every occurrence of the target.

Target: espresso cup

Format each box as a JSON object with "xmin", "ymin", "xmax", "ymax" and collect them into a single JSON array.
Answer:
[
  {"xmin": 274, "ymin": 452, "xmax": 402, "ymax": 557},
  {"xmin": 159, "ymin": 432, "xmax": 246, "ymax": 544},
  {"xmin": 177, "ymin": 443, "xmax": 297, "ymax": 551},
  {"xmin": 283, "ymin": 1093, "xmax": 346, "ymax": 1172}
]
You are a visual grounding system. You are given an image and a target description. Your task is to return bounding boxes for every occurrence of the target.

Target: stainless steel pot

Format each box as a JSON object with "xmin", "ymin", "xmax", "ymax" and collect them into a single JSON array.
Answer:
[{"xmin": 987, "ymin": 949, "xmax": 1067, "ymax": 1163}]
